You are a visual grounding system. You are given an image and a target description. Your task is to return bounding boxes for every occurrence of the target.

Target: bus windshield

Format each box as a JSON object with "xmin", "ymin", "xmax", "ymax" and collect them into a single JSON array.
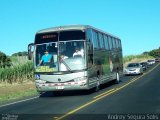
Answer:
[{"xmin": 35, "ymin": 40, "xmax": 86, "ymax": 73}]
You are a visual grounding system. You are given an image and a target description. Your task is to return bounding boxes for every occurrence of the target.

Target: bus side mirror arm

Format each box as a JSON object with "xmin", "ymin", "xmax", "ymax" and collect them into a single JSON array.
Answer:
[{"xmin": 28, "ymin": 43, "xmax": 34, "ymax": 60}]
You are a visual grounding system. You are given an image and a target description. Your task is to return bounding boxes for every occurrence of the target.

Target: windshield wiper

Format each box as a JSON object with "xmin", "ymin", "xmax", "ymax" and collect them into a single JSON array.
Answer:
[{"xmin": 61, "ymin": 59, "xmax": 74, "ymax": 73}]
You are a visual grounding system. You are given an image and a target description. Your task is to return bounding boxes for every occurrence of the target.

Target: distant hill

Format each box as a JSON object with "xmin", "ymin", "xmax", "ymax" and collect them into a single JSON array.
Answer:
[{"xmin": 123, "ymin": 47, "xmax": 160, "ymax": 66}]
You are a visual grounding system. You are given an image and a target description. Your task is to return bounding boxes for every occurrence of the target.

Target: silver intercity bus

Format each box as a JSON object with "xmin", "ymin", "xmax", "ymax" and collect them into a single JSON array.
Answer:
[{"xmin": 28, "ymin": 25, "xmax": 123, "ymax": 94}]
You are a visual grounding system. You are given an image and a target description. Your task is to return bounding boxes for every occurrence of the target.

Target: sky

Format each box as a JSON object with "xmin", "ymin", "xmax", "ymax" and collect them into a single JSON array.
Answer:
[{"xmin": 0, "ymin": 0, "xmax": 160, "ymax": 56}]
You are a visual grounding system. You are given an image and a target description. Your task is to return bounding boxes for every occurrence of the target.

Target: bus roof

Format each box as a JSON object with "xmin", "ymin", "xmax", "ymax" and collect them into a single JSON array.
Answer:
[{"xmin": 36, "ymin": 25, "xmax": 120, "ymax": 39}]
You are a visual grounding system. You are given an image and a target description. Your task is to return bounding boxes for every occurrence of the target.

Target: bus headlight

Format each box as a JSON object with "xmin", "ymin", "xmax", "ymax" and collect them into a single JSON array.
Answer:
[
  {"xmin": 35, "ymin": 74, "xmax": 40, "ymax": 80},
  {"xmin": 35, "ymin": 80, "xmax": 46, "ymax": 84}
]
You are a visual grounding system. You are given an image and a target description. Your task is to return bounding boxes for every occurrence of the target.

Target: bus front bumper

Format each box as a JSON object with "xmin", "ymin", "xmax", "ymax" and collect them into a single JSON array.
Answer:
[{"xmin": 35, "ymin": 81, "xmax": 90, "ymax": 92}]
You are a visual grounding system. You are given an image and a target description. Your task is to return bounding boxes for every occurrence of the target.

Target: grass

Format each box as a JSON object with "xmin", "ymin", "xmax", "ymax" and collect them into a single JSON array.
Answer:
[
  {"xmin": 0, "ymin": 82, "xmax": 38, "ymax": 104},
  {"xmin": 0, "ymin": 55, "xmax": 36, "ymax": 104}
]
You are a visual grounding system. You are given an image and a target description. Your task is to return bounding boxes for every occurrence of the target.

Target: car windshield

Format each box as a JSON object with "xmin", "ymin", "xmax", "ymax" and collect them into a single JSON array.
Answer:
[
  {"xmin": 34, "ymin": 40, "xmax": 86, "ymax": 72},
  {"xmin": 127, "ymin": 63, "xmax": 140, "ymax": 67}
]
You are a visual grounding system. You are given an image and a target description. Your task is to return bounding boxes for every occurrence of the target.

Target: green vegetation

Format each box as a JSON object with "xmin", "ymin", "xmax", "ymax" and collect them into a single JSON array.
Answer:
[
  {"xmin": 123, "ymin": 54, "xmax": 154, "ymax": 64},
  {"xmin": 0, "ymin": 83, "xmax": 37, "ymax": 104},
  {"xmin": 0, "ymin": 88, "xmax": 37, "ymax": 104},
  {"xmin": 124, "ymin": 47, "xmax": 160, "ymax": 65},
  {"xmin": 12, "ymin": 51, "xmax": 28, "ymax": 56},
  {"xmin": 143, "ymin": 47, "xmax": 160, "ymax": 58},
  {"xmin": 9, "ymin": 56, "xmax": 29, "ymax": 66},
  {"xmin": 148, "ymin": 48, "xmax": 160, "ymax": 58},
  {"xmin": 0, "ymin": 62, "xmax": 33, "ymax": 83},
  {"xmin": 0, "ymin": 51, "xmax": 33, "ymax": 83},
  {"xmin": 0, "ymin": 51, "xmax": 12, "ymax": 68},
  {"xmin": 0, "ymin": 51, "xmax": 35, "ymax": 103}
]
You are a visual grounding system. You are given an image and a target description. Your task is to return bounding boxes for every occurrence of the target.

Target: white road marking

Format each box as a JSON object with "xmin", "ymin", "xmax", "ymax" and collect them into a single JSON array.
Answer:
[{"xmin": 0, "ymin": 96, "xmax": 39, "ymax": 108}]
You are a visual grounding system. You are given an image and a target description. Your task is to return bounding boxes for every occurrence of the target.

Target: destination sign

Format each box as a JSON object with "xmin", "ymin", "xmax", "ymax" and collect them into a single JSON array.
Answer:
[
  {"xmin": 41, "ymin": 34, "xmax": 57, "ymax": 39},
  {"xmin": 35, "ymin": 33, "xmax": 58, "ymax": 44}
]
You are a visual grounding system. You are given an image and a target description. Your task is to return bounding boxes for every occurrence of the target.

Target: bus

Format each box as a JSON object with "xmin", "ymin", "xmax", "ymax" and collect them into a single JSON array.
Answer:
[{"xmin": 28, "ymin": 25, "xmax": 123, "ymax": 94}]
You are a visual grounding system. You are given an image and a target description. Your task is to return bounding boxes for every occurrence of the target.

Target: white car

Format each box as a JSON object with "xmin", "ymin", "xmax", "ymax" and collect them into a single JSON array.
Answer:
[
  {"xmin": 124, "ymin": 63, "xmax": 143, "ymax": 75},
  {"xmin": 147, "ymin": 59, "xmax": 155, "ymax": 65}
]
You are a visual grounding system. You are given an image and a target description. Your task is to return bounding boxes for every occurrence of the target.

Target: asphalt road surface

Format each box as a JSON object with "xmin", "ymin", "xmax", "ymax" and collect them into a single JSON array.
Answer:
[{"xmin": 0, "ymin": 63, "xmax": 160, "ymax": 120}]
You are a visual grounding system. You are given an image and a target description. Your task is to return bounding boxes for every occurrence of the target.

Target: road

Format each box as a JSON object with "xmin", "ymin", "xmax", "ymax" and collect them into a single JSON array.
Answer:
[{"xmin": 0, "ymin": 63, "xmax": 160, "ymax": 120}]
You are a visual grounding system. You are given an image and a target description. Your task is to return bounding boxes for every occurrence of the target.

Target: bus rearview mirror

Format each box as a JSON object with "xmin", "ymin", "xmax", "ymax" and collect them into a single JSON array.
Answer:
[{"xmin": 28, "ymin": 43, "xmax": 34, "ymax": 60}]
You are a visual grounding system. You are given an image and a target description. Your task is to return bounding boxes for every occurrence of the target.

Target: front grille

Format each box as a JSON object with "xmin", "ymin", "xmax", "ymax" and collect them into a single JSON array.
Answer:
[{"xmin": 46, "ymin": 79, "xmax": 74, "ymax": 83}]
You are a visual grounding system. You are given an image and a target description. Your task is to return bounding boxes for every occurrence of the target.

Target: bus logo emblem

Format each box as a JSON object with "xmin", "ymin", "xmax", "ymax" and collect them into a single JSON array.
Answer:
[{"xmin": 58, "ymin": 78, "xmax": 61, "ymax": 82}]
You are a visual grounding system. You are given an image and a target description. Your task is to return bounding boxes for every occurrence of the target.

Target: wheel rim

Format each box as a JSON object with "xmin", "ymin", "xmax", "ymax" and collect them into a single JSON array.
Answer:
[
  {"xmin": 95, "ymin": 78, "xmax": 100, "ymax": 91},
  {"xmin": 116, "ymin": 73, "xmax": 119, "ymax": 83}
]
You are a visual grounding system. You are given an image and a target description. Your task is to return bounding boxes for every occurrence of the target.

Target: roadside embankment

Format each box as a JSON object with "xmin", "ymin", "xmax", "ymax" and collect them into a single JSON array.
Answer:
[{"xmin": 123, "ymin": 54, "xmax": 154, "ymax": 66}]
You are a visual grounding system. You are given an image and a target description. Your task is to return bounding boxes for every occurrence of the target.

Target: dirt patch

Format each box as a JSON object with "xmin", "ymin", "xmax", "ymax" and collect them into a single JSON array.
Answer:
[{"xmin": 0, "ymin": 82, "xmax": 36, "ymax": 96}]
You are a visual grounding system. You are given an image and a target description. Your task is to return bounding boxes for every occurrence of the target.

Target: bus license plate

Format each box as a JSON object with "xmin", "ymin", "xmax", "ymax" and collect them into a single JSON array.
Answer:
[{"xmin": 56, "ymin": 86, "xmax": 64, "ymax": 89}]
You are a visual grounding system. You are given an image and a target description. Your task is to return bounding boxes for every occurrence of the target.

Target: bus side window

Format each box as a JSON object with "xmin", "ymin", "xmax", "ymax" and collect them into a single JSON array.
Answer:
[
  {"xmin": 96, "ymin": 32, "xmax": 100, "ymax": 49},
  {"xmin": 112, "ymin": 38, "xmax": 116, "ymax": 49},
  {"xmin": 98, "ymin": 33, "xmax": 104, "ymax": 49},
  {"xmin": 115, "ymin": 39, "xmax": 118, "ymax": 49},
  {"xmin": 92, "ymin": 30, "xmax": 98, "ymax": 49},
  {"xmin": 112, "ymin": 37, "xmax": 116, "ymax": 49},
  {"xmin": 108, "ymin": 36, "xmax": 112, "ymax": 50},
  {"xmin": 86, "ymin": 28, "xmax": 94, "ymax": 66},
  {"xmin": 88, "ymin": 41, "xmax": 93, "ymax": 66},
  {"xmin": 119, "ymin": 40, "xmax": 122, "ymax": 50},
  {"xmin": 118, "ymin": 40, "xmax": 120, "ymax": 49},
  {"xmin": 104, "ymin": 35, "xmax": 109, "ymax": 50},
  {"xmin": 102, "ymin": 34, "xmax": 105, "ymax": 49}
]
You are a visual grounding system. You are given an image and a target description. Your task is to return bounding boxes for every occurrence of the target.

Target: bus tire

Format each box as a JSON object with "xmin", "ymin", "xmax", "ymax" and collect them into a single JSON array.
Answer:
[
  {"xmin": 115, "ymin": 72, "xmax": 120, "ymax": 84},
  {"xmin": 94, "ymin": 78, "xmax": 100, "ymax": 92},
  {"xmin": 94, "ymin": 85, "xmax": 100, "ymax": 92}
]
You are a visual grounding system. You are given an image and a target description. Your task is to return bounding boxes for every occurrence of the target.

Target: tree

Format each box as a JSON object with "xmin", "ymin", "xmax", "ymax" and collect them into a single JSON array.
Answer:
[
  {"xmin": 0, "ymin": 51, "xmax": 12, "ymax": 68},
  {"xmin": 12, "ymin": 51, "xmax": 28, "ymax": 56},
  {"xmin": 148, "ymin": 49, "xmax": 160, "ymax": 58},
  {"xmin": 142, "ymin": 51, "xmax": 149, "ymax": 55}
]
